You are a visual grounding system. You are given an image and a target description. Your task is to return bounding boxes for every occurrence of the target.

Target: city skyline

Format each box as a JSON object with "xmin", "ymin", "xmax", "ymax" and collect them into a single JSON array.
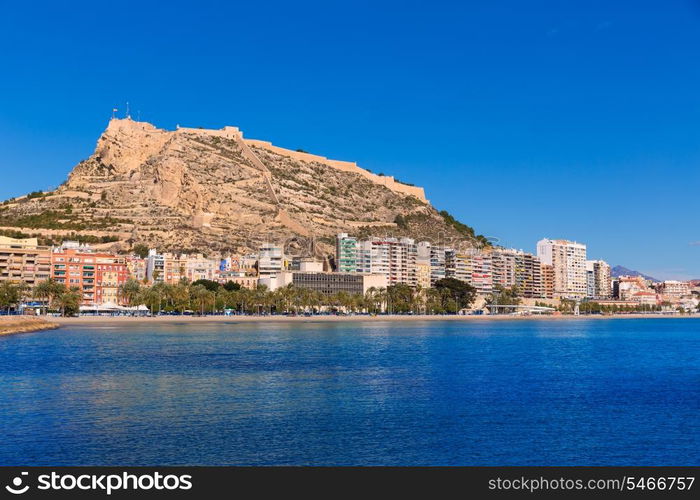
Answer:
[{"xmin": 1, "ymin": 1, "xmax": 699, "ymax": 279}]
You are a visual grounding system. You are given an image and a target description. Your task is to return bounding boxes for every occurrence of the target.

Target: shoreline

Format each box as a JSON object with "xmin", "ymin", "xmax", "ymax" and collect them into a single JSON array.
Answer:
[
  {"xmin": 53, "ymin": 313, "xmax": 700, "ymax": 326},
  {"xmin": 0, "ymin": 317, "xmax": 60, "ymax": 336}
]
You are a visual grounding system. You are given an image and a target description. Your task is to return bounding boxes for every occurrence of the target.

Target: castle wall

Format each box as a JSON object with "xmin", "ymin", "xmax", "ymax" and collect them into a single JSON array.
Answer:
[{"xmin": 245, "ymin": 139, "xmax": 427, "ymax": 202}]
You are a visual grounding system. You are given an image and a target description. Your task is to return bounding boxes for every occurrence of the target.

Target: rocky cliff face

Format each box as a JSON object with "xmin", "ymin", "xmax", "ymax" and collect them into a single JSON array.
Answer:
[{"xmin": 0, "ymin": 119, "xmax": 482, "ymax": 256}]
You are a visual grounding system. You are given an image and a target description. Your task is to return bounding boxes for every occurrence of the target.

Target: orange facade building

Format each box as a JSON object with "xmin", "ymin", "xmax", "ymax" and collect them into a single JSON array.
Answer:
[{"xmin": 51, "ymin": 247, "xmax": 129, "ymax": 305}]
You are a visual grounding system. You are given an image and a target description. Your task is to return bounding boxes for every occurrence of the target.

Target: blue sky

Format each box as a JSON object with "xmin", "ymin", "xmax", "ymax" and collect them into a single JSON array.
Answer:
[{"xmin": 1, "ymin": 1, "xmax": 699, "ymax": 279}]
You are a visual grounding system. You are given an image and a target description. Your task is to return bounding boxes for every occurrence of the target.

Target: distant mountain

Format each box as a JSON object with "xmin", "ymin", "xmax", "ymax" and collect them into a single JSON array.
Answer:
[{"xmin": 611, "ymin": 265, "xmax": 659, "ymax": 282}]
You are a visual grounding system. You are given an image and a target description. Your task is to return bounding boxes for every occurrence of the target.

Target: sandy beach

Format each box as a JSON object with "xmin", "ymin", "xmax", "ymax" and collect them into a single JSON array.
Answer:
[
  {"xmin": 0, "ymin": 317, "xmax": 60, "ymax": 336},
  {"xmin": 52, "ymin": 313, "xmax": 700, "ymax": 327}
]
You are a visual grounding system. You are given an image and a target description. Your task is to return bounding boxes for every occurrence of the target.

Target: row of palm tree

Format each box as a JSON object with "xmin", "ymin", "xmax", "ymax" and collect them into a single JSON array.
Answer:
[
  {"xmin": 115, "ymin": 279, "xmax": 476, "ymax": 316},
  {"xmin": 0, "ymin": 276, "xmax": 478, "ymax": 317}
]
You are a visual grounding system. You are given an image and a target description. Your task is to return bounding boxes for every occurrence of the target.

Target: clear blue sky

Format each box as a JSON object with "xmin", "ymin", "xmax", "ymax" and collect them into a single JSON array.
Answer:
[{"xmin": 1, "ymin": 0, "xmax": 699, "ymax": 279}]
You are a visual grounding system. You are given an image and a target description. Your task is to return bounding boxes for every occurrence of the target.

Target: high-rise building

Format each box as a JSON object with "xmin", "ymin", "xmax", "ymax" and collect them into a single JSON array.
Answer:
[
  {"xmin": 336, "ymin": 233, "xmax": 358, "ymax": 273},
  {"xmin": 541, "ymin": 263, "xmax": 555, "ymax": 299},
  {"xmin": 586, "ymin": 260, "xmax": 611, "ymax": 299},
  {"xmin": 491, "ymin": 249, "xmax": 517, "ymax": 290},
  {"xmin": 429, "ymin": 245, "xmax": 451, "ymax": 286},
  {"xmin": 146, "ymin": 249, "xmax": 165, "ymax": 283},
  {"xmin": 258, "ymin": 243, "xmax": 284, "ymax": 278},
  {"xmin": 469, "ymin": 251, "xmax": 493, "ymax": 295},
  {"xmin": 415, "ymin": 242, "xmax": 432, "ymax": 289},
  {"xmin": 514, "ymin": 251, "xmax": 543, "ymax": 298},
  {"xmin": 445, "ymin": 249, "xmax": 472, "ymax": 283},
  {"xmin": 536, "ymin": 239, "xmax": 587, "ymax": 299},
  {"xmin": 353, "ymin": 237, "xmax": 417, "ymax": 286}
]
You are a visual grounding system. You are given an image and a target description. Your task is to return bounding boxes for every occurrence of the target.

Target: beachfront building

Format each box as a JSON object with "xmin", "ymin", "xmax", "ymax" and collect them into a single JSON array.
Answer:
[
  {"xmin": 469, "ymin": 251, "xmax": 493, "ymax": 295},
  {"xmin": 386, "ymin": 237, "xmax": 417, "ymax": 286},
  {"xmin": 513, "ymin": 250, "xmax": 543, "ymax": 298},
  {"xmin": 258, "ymin": 243, "xmax": 284, "ymax": 278},
  {"xmin": 445, "ymin": 249, "xmax": 472, "ymax": 283},
  {"xmin": 126, "ymin": 256, "xmax": 147, "ymax": 283},
  {"xmin": 263, "ymin": 270, "xmax": 388, "ymax": 295},
  {"xmin": 95, "ymin": 254, "xmax": 129, "ymax": 305},
  {"xmin": 146, "ymin": 249, "xmax": 166, "ymax": 283},
  {"xmin": 630, "ymin": 290, "xmax": 658, "ymax": 306},
  {"xmin": 491, "ymin": 249, "xmax": 518, "ymax": 290},
  {"xmin": 51, "ymin": 243, "xmax": 128, "ymax": 306},
  {"xmin": 541, "ymin": 263, "xmax": 555, "ymax": 299},
  {"xmin": 429, "ymin": 244, "xmax": 451, "ymax": 286},
  {"xmin": 216, "ymin": 271, "xmax": 258, "ymax": 289},
  {"xmin": 536, "ymin": 238, "xmax": 587, "ymax": 299},
  {"xmin": 616, "ymin": 276, "xmax": 652, "ymax": 301},
  {"xmin": 444, "ymin": 247, "xmax": 543, "ymax": 298},
  {"xmin": 184, "ymin": 254, "xmax": 219, "ymax": 282},
  {"xmin": 291, "ymin": 271, "xmax": 387, "ymax": 296},
  {"xmin": 658, "ymin": 280, "xmax": 691, "ymax": 303},
  {"xmin": 415, "ymin": 242, "xmax": 431, "ymax": 289},
  {"xmin": 345, "ymin": 236, "xmax": 418, "ymax": 286},
  {"xmin": 336, "ymin": 233, "xmax": 359, "ymax": 273},
  {"xmin": 586, "ymin": 260, "xmax": 612, "ymax": 299},
  {"xmin": 0, "ymin": 236, "xmax": 51, "ymax": 287},
  {"xmin": 162, "ymin": 253, "xmax": 187, "ymax": 284}
]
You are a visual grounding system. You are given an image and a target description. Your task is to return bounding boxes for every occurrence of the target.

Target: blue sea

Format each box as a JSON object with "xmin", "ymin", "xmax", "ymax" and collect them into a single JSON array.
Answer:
[{"xmin": 0, "ymin": 318, "xmax": 698, "ymax": 466}]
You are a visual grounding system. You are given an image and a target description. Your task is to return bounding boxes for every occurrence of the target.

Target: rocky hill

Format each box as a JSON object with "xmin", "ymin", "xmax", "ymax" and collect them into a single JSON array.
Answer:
[{"xmin": 0, "ymin": 118, "xmax": 487, "ymax": 257}]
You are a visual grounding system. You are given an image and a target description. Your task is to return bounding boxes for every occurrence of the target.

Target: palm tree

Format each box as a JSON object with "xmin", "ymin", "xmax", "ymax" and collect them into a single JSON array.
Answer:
[
  {"xmin": 118, "ymin": 279, "xmax": 141, "ymax": 306},
  {"xmin": 150, "ymin": 282, "xmax": 170, "ymax": 315},
  {"xmin": 33, "ymin": 278, "xmax": 64, "ymax": 315},
  {"xmin": 0, "ymin": 281, "xmax": 22, "ymax": 314},
  {"xmin": 425, "ymin": 287, "xmax": 442, "ymax": 314},
  {"xmin": 138, "ymin": 286, "xmax": 162, "ymax": 315},
  {"xmin": 190, "ymin": 284, "xmax": 214, "ymax": 316},
  {"xmin": 374, "ymin": 287, "xmax": 388, "ymax": 314},
  {"xmin": 169, "ymin": 282, "xmax": 191, "ymax": 314},
  {"xmin": 54, "ymin": 286, "xmax": 81, "ymax": 317},
  {"xmin": 251, "ymin": 285, "xmax": 269, "ymax": 315}
]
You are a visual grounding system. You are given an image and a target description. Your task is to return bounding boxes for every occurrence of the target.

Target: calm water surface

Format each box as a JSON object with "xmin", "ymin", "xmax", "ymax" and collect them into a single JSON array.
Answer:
[{"xmin": 1, "ymin": 319, "xmax": 698, "ymax": 465}]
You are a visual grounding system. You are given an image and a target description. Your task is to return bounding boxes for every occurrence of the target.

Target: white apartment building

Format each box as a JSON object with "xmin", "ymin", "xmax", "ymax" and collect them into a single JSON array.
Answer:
[
  {"xmin": 536, "ymin": 239, "xmax": 587, "ymax": 299},
  {"xmin": 445, "ymin": 249, "xmax": 472, "ymax": 283},
  {"xmin": 658, "ymin": 280, "xmax": 690, "ymax": 302},
  {"xmin": 429, "ymin": 245, "xmax": 451, "ymax": 286},
  {"xmin": 184, "ymin": 254, "xmax": 219, "ymax": 282},
  {"xmin": 354, "ymin": 237, "xmax": 417, "ymax": 286},
  {"xmin": 491, "ymin": 249, "xmax": 517, "ymax": 290},
  {"xmin": 146, "ymin": 249, "xmax": 165, "ymax": 283},
  {"xmin": 258, "ymin": 243, "xmax": 284, "ymax": 278},
  {"xmin": 469, "ymin": 251, "xmax": 493, "ymax": 295},
  {"xmin": 586, "ymin": 259, "xmax": 611, "ymax": 299}
]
